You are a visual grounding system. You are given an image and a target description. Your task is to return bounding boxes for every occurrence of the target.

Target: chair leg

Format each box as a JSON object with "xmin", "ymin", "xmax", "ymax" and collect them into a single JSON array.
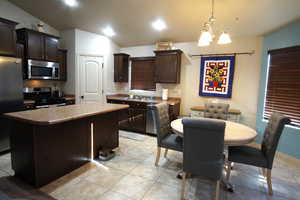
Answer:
[
  {"xmin": 181, "ymin": 172, "xmax": 187, "ymax": 200},
  {"xmin": 266, "ymin": 169, "xmax": 273, "ymax": 195},
  {"xmin": 164, "ymin": 148, "xmax": 168, "ymax": 158},
  {"xmin": 261, "ymin": 168, "xmax": 267, "ymax": 177},
  {"xmin": 231, "ymin": 162, "xmax": 234, "ymax": 169},
  {"xmin": 215, "ymin": 180, "xmax": 220, "ymax": 200},
  {"xmin": 226, "ymin": 161, "xmax": 232, "ymax": 181},
  {"xmin": 155, "ymin": 147, "xmax": 161, "ymax": 166}
]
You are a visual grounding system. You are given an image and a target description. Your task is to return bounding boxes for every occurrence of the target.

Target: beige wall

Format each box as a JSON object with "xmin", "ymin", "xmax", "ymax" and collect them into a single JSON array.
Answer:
[
  {"xmin": 60, "ymin": 29, "xmax": 121, "ymax": 103},
  {"xmin": 120, "ymin": 36, "xmax": 263, "ymax": 128}
]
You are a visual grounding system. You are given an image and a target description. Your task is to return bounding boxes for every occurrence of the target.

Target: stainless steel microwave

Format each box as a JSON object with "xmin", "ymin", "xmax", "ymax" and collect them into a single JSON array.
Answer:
[{"xmin": 28, "ymin": 59, "xmax": 60, "ymax": 80}]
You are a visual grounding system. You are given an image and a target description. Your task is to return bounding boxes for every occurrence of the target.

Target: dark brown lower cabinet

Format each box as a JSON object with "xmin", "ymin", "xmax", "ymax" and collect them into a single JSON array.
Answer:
[
  {"xmin": 107, "ymin": 99, "xmax": 179, "ymax": 134},
  {"xmin": 118, "ymin": 109, "xmax": 147, "ymax": 133},
  {"xmin": 118, "ymin": 108, "xmax": 131, "ymax": 130},
  {"xmin": 107, "ymin": 100, "xmax": 147, "ymax": 133},
  {"xmin": 11, "ymin": 118, "xmax": 91, "ymax": 187},
  {"xmin": 10, "ymin": 111, "xmax": 120, "ymax": 187},
  {"xmin": 128, "ymin": 108, "xmax": 147, "ymax": 133}
]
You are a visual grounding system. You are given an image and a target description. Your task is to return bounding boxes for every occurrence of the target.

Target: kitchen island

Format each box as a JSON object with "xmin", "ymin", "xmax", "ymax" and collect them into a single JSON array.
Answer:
[{"xmin": 4, "ymin": 103, "xmax": 129, "ymax": 187}]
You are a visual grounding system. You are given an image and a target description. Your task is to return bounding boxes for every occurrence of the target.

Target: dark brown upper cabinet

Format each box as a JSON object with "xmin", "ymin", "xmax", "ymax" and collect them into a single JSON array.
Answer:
[
  {"xmin": 26, "ymin": 30, "xmax": 44, "ymax": 60},
  {"xmin": 154, "ymin": 50, "xmax": 182, "ymax": 83},
  {"xmin": 45, "ymin": 36, "xmax": 59, "ymax": 62},
  {"xmin": 16, "ymin": 43, "xmax": 24, "ymax": 59},
  {"xmin": 58, "ymin": 49, "xmax": 67, "ymax": 81},
  {"xmin": 16, "ymin": 43, "xmax": 25, "ymax": 79},
  {"xmin": 16, "ymin": 28, "xmax": 60, "ymax": 62},
  {"xmin": 114, "ymin": 53, "xmax": 129, "ymax": 82},
  {"xmin": 0, "ymin": 17, "xmax": 18, "ymax": 57}
]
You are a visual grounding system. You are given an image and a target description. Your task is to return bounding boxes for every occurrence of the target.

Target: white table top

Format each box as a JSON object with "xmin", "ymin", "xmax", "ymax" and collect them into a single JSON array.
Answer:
[{"xmin": 171, "ymin": 118, "xmax": 258, "ymax": 146}]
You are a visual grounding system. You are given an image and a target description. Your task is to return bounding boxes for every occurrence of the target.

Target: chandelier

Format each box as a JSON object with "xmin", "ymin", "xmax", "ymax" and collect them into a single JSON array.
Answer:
[{"xmin": 198, "ymin": 0, "xmax": 232, "ymax": 46}]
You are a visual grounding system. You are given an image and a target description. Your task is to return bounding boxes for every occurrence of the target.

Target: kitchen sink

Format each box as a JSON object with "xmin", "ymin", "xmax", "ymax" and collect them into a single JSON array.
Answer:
[{"xmin": 125, "ymin": 96, "xmax": 155, "ymax": 102}]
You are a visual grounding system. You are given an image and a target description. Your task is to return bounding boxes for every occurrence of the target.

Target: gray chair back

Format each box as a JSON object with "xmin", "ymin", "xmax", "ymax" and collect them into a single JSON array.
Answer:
[
  {"xmin": 148, "ymin": 103, "xmax": 170, "ymax": 146},
  {"xmin": 182, "ymin": 118, "xmax": 225, "ymax": 180},
  {"xmin": 261, "ymin": 112, "xmax": 290, "ymax": 168},
  {"xmin": 204, "ymin": 103, "xmax": 229, "ymax": 120}
]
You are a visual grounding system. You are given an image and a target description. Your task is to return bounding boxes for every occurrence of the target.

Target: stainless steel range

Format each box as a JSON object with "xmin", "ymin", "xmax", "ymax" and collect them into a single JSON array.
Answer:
[{"xmin": 23, "ymin": 87, "xmax": 67, "ymax": 108}]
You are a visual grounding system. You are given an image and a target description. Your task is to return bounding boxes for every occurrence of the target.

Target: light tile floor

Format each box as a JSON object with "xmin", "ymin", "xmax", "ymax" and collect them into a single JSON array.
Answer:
[{"xmin": 1, "ymin": 133, "xmax": 300, "ymax": 200}]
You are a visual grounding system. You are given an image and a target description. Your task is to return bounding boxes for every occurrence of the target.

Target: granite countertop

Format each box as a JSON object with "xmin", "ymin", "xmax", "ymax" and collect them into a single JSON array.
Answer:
[
  {"xmin": 4, "ymin": 103, "xmax": 129, "ymax": 125},
  {"xmin": 106, "ymin": 94, "xmax": 181, "ymax": 105},
  {"xmin": 191, "ymin": 106, "xmax": 241, "ymax": 115},
  {"xmin": 23, "ymin": 95, "xmax": 75, "ymax": 105}
]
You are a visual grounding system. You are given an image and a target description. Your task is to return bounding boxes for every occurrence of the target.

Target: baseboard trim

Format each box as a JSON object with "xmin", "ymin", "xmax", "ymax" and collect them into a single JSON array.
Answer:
[{"xmin": 276, "ymin": 151, "xmax": 300, "ymax": 168}]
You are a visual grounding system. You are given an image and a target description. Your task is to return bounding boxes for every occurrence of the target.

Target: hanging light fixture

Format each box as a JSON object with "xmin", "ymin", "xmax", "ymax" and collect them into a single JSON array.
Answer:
[
  {"xmin": 198, "ymin": 0, "xmax": 232, "ymax": 46},
  {"xmin": 198, "ymin": 30, "xmax": 213, "ymax": 46},
  {"xmin": 198, "ymin": 23, "xmax": 213, "ymax": 46},
  {"xmin": 218, "ymin": 32, "xmax": 232, "ymax": 44},
  {"xmin": 198, "ymin": 35, "xmax": 210, "ymax": 46}
]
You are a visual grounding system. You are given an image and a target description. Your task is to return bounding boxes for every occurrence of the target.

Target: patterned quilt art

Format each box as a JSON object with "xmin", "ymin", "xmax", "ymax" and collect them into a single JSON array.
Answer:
[{"xmin": 199, "ymin": 56, "xmax": 235, "ymax": 98}]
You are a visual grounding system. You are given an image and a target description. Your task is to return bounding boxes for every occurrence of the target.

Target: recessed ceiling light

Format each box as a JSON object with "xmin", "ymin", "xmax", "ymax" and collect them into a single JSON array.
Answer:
[
  {"xmin": 102, "ymin": 27, "xmax": 116, "ymax": 37},
  {"xmin": 152, "ymin": 19, "xmax": 167, "ymax": 31},
  {"xmin": 64, "ymin": 0, "xmax": 78, "ymax": 7}
]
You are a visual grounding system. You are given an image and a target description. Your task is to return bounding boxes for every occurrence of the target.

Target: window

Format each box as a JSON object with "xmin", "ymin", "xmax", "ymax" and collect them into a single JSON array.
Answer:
[
  {"xmin": 131, "ymin": 57, "xmax": 156, "ymax": 91},
  {"xmin": 263, "ymin": 46, "xmax": 300, "ymax": 127}
]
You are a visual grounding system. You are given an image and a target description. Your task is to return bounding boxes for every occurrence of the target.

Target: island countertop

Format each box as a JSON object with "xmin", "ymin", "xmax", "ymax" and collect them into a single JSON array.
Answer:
[{"xmin": 4, "ymin": 103, "xmax": 129, "ymax": 125}]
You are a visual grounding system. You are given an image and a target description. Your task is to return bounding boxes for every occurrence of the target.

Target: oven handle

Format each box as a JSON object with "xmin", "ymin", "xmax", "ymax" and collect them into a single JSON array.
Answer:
[{"xmin": 35, "ymin": 105, "xmax": 49, "ymax": 109}]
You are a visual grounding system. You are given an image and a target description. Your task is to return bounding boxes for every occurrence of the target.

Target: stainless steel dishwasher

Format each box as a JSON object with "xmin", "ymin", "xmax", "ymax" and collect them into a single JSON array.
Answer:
[{"xmin": 146, "ymin": 105, "xmax": 157, "ymax": 135}]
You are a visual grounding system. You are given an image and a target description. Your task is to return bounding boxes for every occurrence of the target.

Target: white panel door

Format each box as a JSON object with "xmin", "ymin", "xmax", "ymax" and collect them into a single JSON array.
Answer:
[{"xmin": 79, "ymin": 55, "xmax": 104, "ymax": 104}]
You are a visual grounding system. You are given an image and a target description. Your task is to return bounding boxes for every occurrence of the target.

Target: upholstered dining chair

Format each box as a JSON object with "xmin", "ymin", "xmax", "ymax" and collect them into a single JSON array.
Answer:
[
  {"xmin": 181, "ymin": 118, "xmax": 226, "ymax": 200},
  {"xmin": 226, "ymin": 112, "xmax": 290, "ymax": 195},
  {"xmin": 204, "ymin": 103, "xmax": 230, "ymax": 120},
  {"xmin": 148, "ymin": 103, "xmax": 183, "ymax": 166}
]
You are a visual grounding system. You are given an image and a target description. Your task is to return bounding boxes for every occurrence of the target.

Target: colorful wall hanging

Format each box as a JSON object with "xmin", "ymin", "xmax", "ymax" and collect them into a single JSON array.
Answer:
[{"xmin": 199, "ymin": 56, "xmax": 235, "ymax": 98}]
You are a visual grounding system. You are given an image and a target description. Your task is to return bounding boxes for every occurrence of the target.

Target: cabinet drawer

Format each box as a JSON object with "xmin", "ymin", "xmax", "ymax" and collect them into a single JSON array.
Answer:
[
  {"xmin": 128, "ymin": 102, "xmax": 147, "ymax": 109},
  {"xmin": 107, "ymin": 99, "xmax": 128, "ymax": 105}
]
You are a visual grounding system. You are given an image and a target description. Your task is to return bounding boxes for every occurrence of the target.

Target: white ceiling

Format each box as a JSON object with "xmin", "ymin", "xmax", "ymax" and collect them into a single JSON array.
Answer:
[{"xmin": 8, "ymin": 0, "xmax": 300, "ymax": 47}]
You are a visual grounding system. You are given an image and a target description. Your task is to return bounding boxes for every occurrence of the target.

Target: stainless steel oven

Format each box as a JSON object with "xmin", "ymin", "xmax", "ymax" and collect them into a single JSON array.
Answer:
[{"xmin": 28, "ymin": 59, "xmax": 60, "ymax": 80}]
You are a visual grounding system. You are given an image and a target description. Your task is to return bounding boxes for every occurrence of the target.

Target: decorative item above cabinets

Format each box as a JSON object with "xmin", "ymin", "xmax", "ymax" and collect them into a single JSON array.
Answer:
[
  {"xmin": 16, "ymin": 28, "xmax": 60, "ymax": 62},
  {"xmin": 114, "ymin": 53, "xmax": 129, "ymax": 82},
  {"xmin": 154, "ymin": 49, "xmax": 182, "ymax": 84}
]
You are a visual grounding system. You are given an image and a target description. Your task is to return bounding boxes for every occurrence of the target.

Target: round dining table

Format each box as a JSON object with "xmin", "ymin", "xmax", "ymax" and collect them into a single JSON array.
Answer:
[
  {"xmin": 171, "ymin": 118, "xmax": 258, "ymax": 146},
  {"xmin": 170, "ymin": 117, "xmax": 258, "ymax": 192}
]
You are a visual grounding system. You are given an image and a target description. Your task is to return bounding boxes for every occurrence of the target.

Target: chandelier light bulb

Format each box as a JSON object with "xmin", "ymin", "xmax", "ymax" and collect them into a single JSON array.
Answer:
[
  {"xmin": 201, "ymin": 31, "xmax": 213, "ymax": 42},
  {"xmin": 218, "ymin": 32, "xmax": 232, "ymax": 45},
  {"xmin": 198, "ymin": 32, "xmax": 211, "ymax": 46}
]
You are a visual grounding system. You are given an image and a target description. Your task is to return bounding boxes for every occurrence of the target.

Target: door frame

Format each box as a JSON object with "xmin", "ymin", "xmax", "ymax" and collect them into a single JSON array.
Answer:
[{"xmin": 77, "ymin": 54, "xmax": 104, "ymax": 104}]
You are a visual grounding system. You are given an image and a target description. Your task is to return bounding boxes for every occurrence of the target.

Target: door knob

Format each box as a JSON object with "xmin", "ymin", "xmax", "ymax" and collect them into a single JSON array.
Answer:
[{"xmin": 81, "ymin": 96, "xmax": 84, "ymax": 99}]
